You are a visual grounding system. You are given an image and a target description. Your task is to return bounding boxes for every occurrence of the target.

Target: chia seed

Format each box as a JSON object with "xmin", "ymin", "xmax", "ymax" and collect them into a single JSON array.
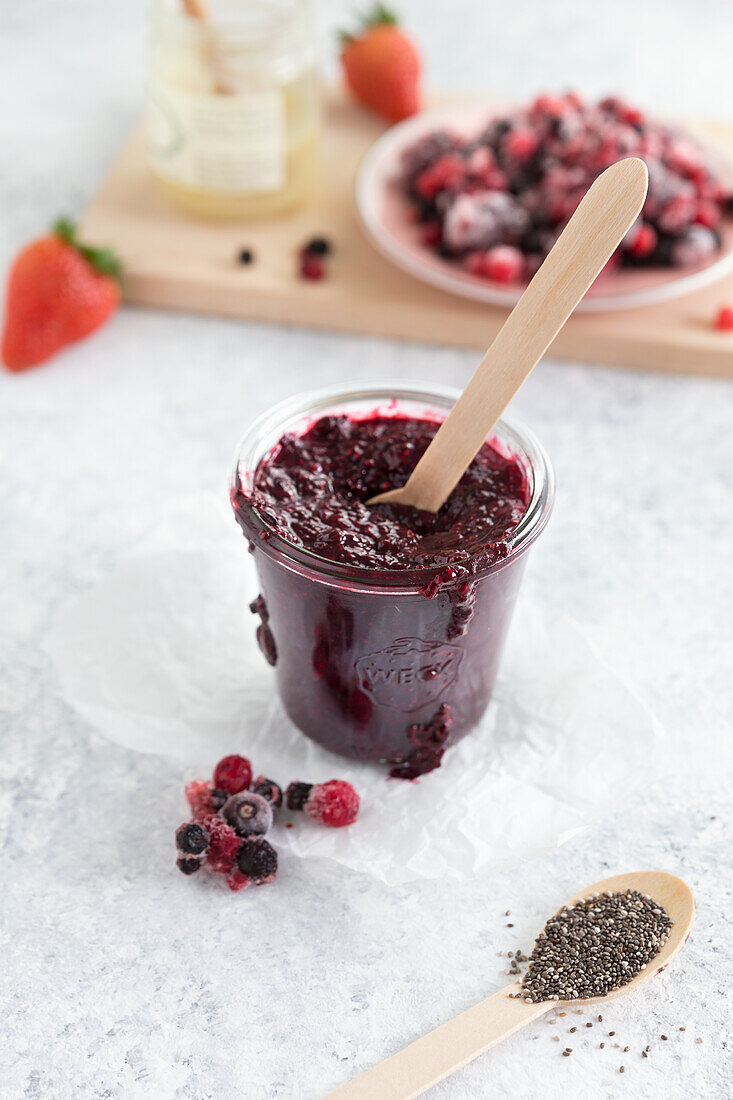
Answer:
[{"xmin": 519, "ymin": 889, "xmax": 672, "ymax": 1003}]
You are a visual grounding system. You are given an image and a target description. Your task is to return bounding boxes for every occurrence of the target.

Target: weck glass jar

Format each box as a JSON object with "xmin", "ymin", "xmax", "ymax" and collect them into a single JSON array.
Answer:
[
  {"xmin": 230, "ymin": 382, "xmax": 555, "ymax": 773},
  {"xmin": 147, "ymin": 0, "xmax": 319, "ymax": 219}
]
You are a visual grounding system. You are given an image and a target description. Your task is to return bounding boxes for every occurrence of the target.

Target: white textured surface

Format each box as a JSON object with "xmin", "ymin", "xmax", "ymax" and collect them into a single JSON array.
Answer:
[{"xmin": 2, "ymin": 2, "xmax": 732, "ymax": 1098}]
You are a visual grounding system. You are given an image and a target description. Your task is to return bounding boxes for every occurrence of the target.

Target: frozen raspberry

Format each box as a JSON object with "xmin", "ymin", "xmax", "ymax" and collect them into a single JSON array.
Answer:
[
  {"xmin": 196, "ymin": 812, "xmax": 243, "ymax": 874},
  {"xmin": 415, "ymin": 154, "xmax": 465, "ymax": 200},
  {"xmin": 177, "ymin": 856, "xmax": 203, "ymax": 875},
  {"xmin": 714, "ymin": 305, "xmax": 733, "ymax": 331},
  {"xmin": 175, "ymin": 822, "xmax": 209, "ymax": 856},
  {"xmin": 221, "ymin": 792, "xmax": 273, "ymax": 837},
  {"xmin": 531, "ymin": 93, "xmax": 566, "ymax": 118},
  {"xmin": 626, "ymin": 222, "xmax": 657, "ymax": 259},
  {"xmin": 237, "ymin": 837, "xmax": 278, "ymax": 884},
  {"xmin": 303, "ymin": 780, "xmax": 360, "ymax": 828},
  {"xmin": 252, "ymin": 776, "xmax": 283, "ymax": 810},
  {"xmin": 185, "ymin": 779, "xmax": 227, "ymax": 816},
  {"xmin": 213, "ymin": 754, "xmax": 253, "ymax": 796},
  {"xmin": 657, "ymin": 192, "xmax": 697, "ymax": 234},
  {"xmin": 483, "ymin": 245, "xmax": 525, "ymax": 283},
  {"xmin": 695, "ymin": 200, "xmax": 721, "ymax": 229},
  {"xmin": 285, "ymin": 781, "xmax": 313, "ymax": 811},
  {"xmin": 226, "ymin": 870, "xmax": 250, "ymax": 892},
  {"xmin": 300, "ymin": 256, "xmax": 325, "ymax": 281},
  {"xmin": 504, "ymin": 129, "xmax": 539, "ymax": 161}
]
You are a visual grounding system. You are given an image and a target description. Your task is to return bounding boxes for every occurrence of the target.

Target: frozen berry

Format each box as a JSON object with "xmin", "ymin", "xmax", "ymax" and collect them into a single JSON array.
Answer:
[
  {"xmin": 213, "ymin": 754, "xmax": 252, "ymax": 796},
  {"xmin": 285, "ymin": 781, "xmax": 313, "ymax": 811},
  {"xmin": 197, "ymin": 812, "xmax": 243, "ymax": 874},
  {"xmin": 177, "ymin": 856, "xmax": 203, "ymax": 875},
  {"xmin": 252, "ymin": 776, "xmax": 283, "ymax": 810},
  {"xmin": 483, "ymin": 245, "xmax": 525, "ymax": 283},
  {"xmin": 221, "ymin": 792, "xmax": 273, "ymax": 837},
  {"xmin": 185, "ymin": 778, "xmax": 225, "ymax": 816},
  {"xmin": 627, "ymin": 222, "xmax": 657, "ymax": 258},
  {"xmin": 175, "ymin": 822, "xmax": 209, "ymax": 856},
  {"xmin": 304, "ymin": 236, "xmax": 332, "ymax": 256},
  {"xmin": 714, "ymin": 305, "xmax": 733, "ymax": 331},
  {"xmin": 226, "ymin": 870, "xmax": 250, "ymax": 892},
  {"xmin": 237, "ymin": 837, "xmax": 278, "ymax": 884},
  {"xmin": 237, "ymin": 248, "xmax": 254, "ymax": 265},
  {"xmin": 304, "ymin": 780, "xmax": 360, "ymax": 827},
  {"xmin": 504, "ymin": 129, "xmax": 539, "ymax": 161},
  {"xmin": 300, "ymin": 256, "xmax": 325, "ymax": 281}
]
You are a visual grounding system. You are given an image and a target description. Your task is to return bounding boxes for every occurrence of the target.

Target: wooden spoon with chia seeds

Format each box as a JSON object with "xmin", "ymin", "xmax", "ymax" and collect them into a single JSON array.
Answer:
[{"xmin": 324, "ymin": 870, "xmax": 694, "ymax": 1100}]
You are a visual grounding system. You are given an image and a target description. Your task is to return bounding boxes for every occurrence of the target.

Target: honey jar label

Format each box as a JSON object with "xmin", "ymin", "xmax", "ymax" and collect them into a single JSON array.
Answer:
[{"xmin": 148, "ymin": 81, "xmax": 286, "ymax": 194}]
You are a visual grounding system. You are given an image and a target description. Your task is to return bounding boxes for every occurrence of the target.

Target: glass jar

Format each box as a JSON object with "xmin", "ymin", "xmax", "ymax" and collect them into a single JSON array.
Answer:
[
  {"xmin": 147, "ymin": 0, "xmax": 319, "ymax": 219},
  {"xmin": 230, "ymin": 383, "xmax": 555, "ymax": 770}
]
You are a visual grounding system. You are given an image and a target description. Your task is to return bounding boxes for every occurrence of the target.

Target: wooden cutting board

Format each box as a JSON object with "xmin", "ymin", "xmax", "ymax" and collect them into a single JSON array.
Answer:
[{"xmin": 81, "ymin": 89, "xmax": 733, "ymax": 378}]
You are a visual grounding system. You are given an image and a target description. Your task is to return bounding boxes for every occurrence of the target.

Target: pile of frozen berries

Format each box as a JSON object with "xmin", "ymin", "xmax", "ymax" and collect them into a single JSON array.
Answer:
[
  {"xmin": 401, "ymin": 92, "xmax": 733, "ymax": 282},
  {"xmin": 176, "ymin": 754, "xmax": 360, "ymax": 892}
]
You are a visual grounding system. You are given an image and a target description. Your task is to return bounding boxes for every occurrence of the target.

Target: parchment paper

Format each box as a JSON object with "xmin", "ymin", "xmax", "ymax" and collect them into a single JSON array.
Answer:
[{"xmin": 45, "ymin": 495, "xmax": 662, "ymax": 885}]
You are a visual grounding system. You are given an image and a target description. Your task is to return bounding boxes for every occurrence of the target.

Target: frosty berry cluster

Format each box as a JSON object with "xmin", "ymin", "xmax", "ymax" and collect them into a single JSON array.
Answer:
[
  {"xmin": 401, "ymin": 92, "xmax": 732, "ymax": 283},
  {"xmin": 176, "ymin": 754, "xmax": 360, "ymax": 892}
]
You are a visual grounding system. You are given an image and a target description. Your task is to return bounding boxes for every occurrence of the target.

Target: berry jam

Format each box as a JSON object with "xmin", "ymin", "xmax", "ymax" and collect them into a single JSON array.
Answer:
[
  {"xmin": 231, "ymin": 405, "xmax": 551, "ymax": 774},
  {"xmin": 244, "ymin": 414, "xmax": 529, "ymax": 575}
]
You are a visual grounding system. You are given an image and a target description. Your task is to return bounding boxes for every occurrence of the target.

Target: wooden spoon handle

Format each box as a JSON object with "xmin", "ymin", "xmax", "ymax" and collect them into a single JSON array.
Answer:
[
  {"xmin": 323, "ymin": 983, "xmax": 546, "ymax": 1100},
  {"xmin": 372, "ymin": 157, "xmax": 648, "ymax": 513}
]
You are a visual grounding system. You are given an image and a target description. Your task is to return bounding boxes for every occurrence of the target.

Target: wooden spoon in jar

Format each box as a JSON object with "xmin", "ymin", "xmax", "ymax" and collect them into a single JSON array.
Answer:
[
  {"xmin": 368, "ymin": 157, "xmax": 648, "ymax": 513},
  {"xmin": 324, "ymin": 870, "xmax": 694, "ymax": 1100}
]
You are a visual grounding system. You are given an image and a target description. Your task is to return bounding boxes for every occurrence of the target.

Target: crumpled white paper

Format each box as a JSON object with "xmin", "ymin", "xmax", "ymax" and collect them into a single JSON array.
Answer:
[{"xmin": 46, "ymin": 494, "xmax": 662, "ymax": 885}]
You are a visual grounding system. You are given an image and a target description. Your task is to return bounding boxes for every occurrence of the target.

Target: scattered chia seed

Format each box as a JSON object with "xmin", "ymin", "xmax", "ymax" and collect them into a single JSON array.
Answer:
[
  {"xmin": 642, "ymin": 1051, "xmax": 648, "ymax": 1058},
  {"xmin": 569, "ymin": 1027, "xmax": 577, "ymax": 1033},
  {"xmin": 562, "ymin": 1050, "xmax": 571, "ymax": 1057},
  {"xmin": 619, "ymin": 1066, "xmax": 625, "ymax": 1074},
  {"xmin": 645, "ymin": 1045, "xmax": 651, "ymax": 1052},
  {"xmin": 598, "ymin": 1015, "xmax": 603, "ymax": 1022},
  {"xmin": 237, "ymin": 248, "xmax": 254, "ymax": 265},
  {"xmin": 586, "ymin": 1022, "xmax": 593, "ymax": 1028},
  {"xmin": 505, "ymin": 910, "xmax": 511, "ymax": 916},
  {"xmin": 507, "ymin": 923, "xmax": 514, "ymax": 927},
  {"xmin": 661, "ymin": 1035, "xmax": 668, "ymax": 1041},
  {"xmin": 600, "ymin": 1042, "xmax": 605, "ymax": 1049},
  {"xmin": 624, "ymin": 1046, "xmax": 630, "ymax": 1052},
  {"xmin": 519, "ymin": 890, "xmax": 672, "ymax": 1003},
  {"xmin": 609, "ymin": 1032, "xmax": 616, "ymax": 1037},
  {"xmin": 679, "ymin": 1027, "xmax": 686, "ymax": 1032}
]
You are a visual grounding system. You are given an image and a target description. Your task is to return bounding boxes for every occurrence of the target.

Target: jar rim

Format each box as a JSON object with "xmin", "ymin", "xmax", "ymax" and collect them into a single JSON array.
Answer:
[{"xmin": 230, "ymin": 380, "xmax": 555, "ymax": 592}]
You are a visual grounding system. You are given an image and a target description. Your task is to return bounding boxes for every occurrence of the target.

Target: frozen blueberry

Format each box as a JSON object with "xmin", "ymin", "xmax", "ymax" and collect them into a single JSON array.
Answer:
[
  {"xmin": 175, "ymin": 822, "xmax": 209, "ymax": 855},
  {"xmin": 304, "ymin": 236, "xmax": 332, "ymax": 256},
  {"xmin": 237, "ymin": 837, "xmax": 278, "ymax": 884},
  {"xmin": 252, "ymin": 776, "xmax": 283, "ymax": 810},
  {"xmin": 221, "ymin": 791, "xmax": 273, "ymax": 837},
  {"xmin": 177, "ymin": 856, "xmax": 203, "ymax": 875}
]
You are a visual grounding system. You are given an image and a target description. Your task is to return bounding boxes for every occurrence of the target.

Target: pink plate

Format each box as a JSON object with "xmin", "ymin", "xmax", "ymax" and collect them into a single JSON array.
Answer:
[{"xmin": 355, "ymin": 106, "xmax": 733, "ymax": 313}]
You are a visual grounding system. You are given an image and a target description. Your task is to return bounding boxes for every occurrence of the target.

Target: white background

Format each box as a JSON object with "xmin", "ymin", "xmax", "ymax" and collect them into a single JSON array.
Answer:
[{"xmin": 1, "ymin": 2, "xmax": 732, "ymax": 1098}]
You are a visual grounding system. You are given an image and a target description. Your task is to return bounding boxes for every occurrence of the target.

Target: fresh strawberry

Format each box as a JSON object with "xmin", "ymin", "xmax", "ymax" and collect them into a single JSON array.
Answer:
[
  {"xmin": 340, "ymin": 5, "xmax": 421, "ymax": 124},
  {"xmin": 2, "ymin": 218, "xmax": 120, "ymax": 372}
]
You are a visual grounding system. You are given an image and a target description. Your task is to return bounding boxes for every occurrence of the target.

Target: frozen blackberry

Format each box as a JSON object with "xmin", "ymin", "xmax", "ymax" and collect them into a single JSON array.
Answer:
[
  {"xmin": 285, "ymin": 781, "xmax": 313, "ymax": 812},
  {"xmin": 177, "ymin": 856, "xmax": 203, "ymax": 875},
  {"xmin": 222, "ymin": 791, "xmax": 273, "ymax": 837},
  {"xmin": 237, "ymin": 837, "xmax": 278, "ymax": 885},
  {"xmin": 252, "ymin": 776, "xmax": 283, "ymax": 810},
  {"xmin": 175, "ymin": 822, "xmax": 209, "ymax": 856}
]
